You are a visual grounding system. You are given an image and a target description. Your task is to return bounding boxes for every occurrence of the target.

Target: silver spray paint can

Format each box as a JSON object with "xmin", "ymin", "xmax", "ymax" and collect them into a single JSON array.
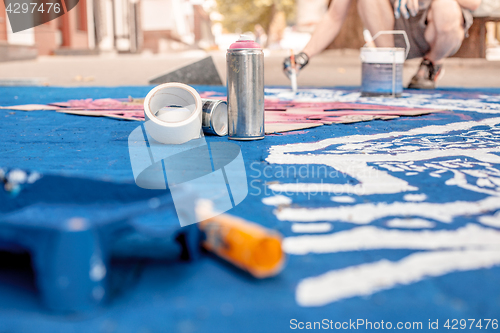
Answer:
[
  {"xmin": 226, "ymin": 35, "xmax": 265, "ymax": 140},
  {"xmin": 201, "ymin": 99, "xmax": 228, "ymax": 136}
]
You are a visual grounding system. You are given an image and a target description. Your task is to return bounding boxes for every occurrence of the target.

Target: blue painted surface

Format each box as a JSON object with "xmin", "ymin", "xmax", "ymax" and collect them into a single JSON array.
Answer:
[{"xmin": 0, "ymin": 86, "xmax": 499, "ymax": 332}]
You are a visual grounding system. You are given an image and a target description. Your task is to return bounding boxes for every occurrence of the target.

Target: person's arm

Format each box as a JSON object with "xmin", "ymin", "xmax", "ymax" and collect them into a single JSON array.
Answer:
[
  {"xmin": 302, "ymin": 0, "xmax": 354, "ymax": 58},
  {"xmin": 283, "ymin": 0, "xmax": 352, "ymax": 78},
  {"xmin": 454, "ymin": 0, "xmax": 481, "ymax": 11}
]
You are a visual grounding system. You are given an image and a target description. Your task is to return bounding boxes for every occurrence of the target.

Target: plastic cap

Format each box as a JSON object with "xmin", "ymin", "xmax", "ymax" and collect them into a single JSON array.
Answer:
[{"xmin": 229, "ymin": 35, "xmax": 261, "ymax": 49}]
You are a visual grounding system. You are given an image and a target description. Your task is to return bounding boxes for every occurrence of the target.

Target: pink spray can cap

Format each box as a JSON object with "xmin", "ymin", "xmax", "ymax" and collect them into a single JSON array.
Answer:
[{"xmin": 229, "ymin": 35, "xmax": 261, "ymax": 49}]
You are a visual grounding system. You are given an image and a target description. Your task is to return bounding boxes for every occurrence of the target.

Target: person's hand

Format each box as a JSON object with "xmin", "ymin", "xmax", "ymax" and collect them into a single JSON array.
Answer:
[
  {"xmin": 394, "ymin": 0, "xmax": 419, "ymax": 19},
  {"xmin": 283, "ymin": 52, "xmax": 309, "ymax": 79}
]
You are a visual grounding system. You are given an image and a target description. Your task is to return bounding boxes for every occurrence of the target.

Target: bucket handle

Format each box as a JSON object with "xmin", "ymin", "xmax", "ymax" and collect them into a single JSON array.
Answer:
[{"xmin": 371, "ymin": 30, "xmax": 411, "ymax": 59}]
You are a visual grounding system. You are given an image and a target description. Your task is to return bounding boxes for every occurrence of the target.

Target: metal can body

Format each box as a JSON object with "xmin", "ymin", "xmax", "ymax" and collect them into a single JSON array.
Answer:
[
  {"xmin": 226, "ymin": 49, "xmax": 265, "ymax": 140},
  {"xmin": 201, "ymin": 99, "xmax": 228, "ymax": 136}
]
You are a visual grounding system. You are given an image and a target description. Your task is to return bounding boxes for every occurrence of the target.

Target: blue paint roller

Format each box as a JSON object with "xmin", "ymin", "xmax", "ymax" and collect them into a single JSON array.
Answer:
[{"xmin": 0, "ymin": 171, "xmax": 201, "ymax": 313}]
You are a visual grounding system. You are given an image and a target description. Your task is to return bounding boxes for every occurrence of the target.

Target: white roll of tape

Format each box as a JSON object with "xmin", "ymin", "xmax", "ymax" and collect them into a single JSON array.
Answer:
[{"xmin": 144, "ymin": 83, "xmax": 203, "ymax": 145}]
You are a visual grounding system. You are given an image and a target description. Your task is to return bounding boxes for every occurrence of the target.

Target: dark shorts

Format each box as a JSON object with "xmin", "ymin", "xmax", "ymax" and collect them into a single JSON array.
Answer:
[{"xmin": 389, "ymin": 0, "xmax": 474, "ymax": 59}]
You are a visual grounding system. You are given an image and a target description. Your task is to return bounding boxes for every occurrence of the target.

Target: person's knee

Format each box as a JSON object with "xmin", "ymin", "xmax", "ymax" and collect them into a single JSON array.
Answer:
[{"xmin": 429, "ymin": 0, "xmax": 464, "ymax": 34}]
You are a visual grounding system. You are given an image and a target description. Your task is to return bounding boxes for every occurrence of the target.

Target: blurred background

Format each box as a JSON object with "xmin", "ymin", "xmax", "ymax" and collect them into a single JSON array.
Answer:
[{"xmin": 0, "ymin": 0, "xmax": 500, "ymax": 87}]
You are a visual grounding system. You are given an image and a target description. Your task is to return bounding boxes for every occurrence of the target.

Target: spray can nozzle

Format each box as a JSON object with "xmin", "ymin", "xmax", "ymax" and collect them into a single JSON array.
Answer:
[{"xmin": 238, "ymin": 34, "xmax": 254, "ymax": 41}]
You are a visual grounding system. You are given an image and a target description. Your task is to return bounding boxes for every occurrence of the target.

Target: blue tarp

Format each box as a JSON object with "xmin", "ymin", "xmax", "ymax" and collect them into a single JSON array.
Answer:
[{"xmin": 0, "ymin": 86, "xmax": 499, "ymax": 332}]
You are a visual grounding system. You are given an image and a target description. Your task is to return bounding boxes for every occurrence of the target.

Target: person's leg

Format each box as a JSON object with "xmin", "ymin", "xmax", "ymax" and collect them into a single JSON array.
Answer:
[
  {"xmin": 408, "ymin": 0, "xmax": 465, "ymax": 89},
  {"xmin": 357, "ymin": 0, "xmax": 395, "ymax": 47},
  {"xmin": 424, "ymin": 0, "xmax": 465, "ymax": 64}
]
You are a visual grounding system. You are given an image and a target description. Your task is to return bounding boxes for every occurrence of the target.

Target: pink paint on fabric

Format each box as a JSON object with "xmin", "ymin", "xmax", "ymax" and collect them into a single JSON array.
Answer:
[{"xmin": 47, "ymin": 94, "xmax": 440, "ymax": 126}]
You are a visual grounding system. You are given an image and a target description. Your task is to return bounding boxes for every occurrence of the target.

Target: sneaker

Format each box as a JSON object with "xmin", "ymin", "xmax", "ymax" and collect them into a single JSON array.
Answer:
[{"xmin": 407, "ymin": 59, "xmax": 444, "ymax": 89}]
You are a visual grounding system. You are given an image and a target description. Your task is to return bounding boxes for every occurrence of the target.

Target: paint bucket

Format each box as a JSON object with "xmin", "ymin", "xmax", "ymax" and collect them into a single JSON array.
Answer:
[{"xmin": 360, "ymin": 31, "xmax": 410, "ymax": 97}]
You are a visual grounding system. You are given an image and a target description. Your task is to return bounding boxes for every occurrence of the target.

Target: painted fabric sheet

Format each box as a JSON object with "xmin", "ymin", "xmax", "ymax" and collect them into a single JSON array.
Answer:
[
  {"xmin": 0, "ymin": 86, "xmax": 500, "ymax": 332},
  {"xmin": 0, "ymin": 90, "xmax": 440, "ymax": 133}
]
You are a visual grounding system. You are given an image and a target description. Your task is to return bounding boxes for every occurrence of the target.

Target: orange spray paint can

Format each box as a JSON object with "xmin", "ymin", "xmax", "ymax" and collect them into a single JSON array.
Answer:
[{"xmin": 198, "ymin": 214, "xmax": 285, "ymax": 278}]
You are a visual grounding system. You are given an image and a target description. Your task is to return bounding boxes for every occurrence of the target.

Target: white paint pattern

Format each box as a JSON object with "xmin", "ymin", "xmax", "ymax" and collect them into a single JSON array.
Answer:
[
  {"xmin": 267, "ymin": 117, "xmax": 500, "ymax": 156},
  {"xmin": 267, "ymin": 118, "xmax": 500, "ymax": 199},
  {"xmin": 265, "ymin": 88, "xmax": 500, "ymax": 114},
  {"xmin": 283, "ymin": 224, "xmax": 500, "ymax": 255},
  {"xmin": 403, "ymin": 193, "xmax": 427, "ymax": 202},
  {"xmin": 264, "ymin": 113, "xmax": 500, "ymax": 308},
  {"xmin": 296, "ymin": 249, "xmax": 500, "ymax": 307},
  {"xmin": 479, "ymin": 211, "xmax": 500, "ymax": 228},
  {"xmin": 262, "ymin": 195, "xmax": 292, "ymax": 206},
  {"xmin": 276, "ymin": 196, "xmax": 500, "ymax": 224},
  {"xmin": 386, "ymin": 218, "xmax": 436, "ymax": 229},
  {"xmin": 291, "ymin": 223, "xmax": 333, "ymax": 233}
]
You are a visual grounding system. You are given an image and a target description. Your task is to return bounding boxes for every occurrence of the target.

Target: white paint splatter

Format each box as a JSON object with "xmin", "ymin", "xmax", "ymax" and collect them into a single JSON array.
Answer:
[
  {"xmin": 479, "ymin": 211, "xmax": 500, "ymax": 228},
  {"xmin": 386, "ymin": 218, "xmax": 435, "ymax": 229},
  {"xmin": 403, "ymin": 193, "xmax": 427, "ymax": 202},
  {"xmin": 292, "ymin": 223, "xmax": 333, "ymax": 233},
  {"xmin": 262, "ymin": 195, "xmax": 292, "ymax": 206},
  {"xmin": 276, "ymin": 196, "xmax": 500, "ymax": 224},
  {"xmin": 7, "ymin": 169, "xmax": 27, "ymax": 184},
  {"xmin": 330, "ymin": 196, "xmax": 356, "ymax": 203},
  {"xmin": 296, "ymin": 249, "xmax": 500, "ymax": 307},
  {"xmin": 283, "ymin": 224, "xmax": 500, "ymax": 255}
]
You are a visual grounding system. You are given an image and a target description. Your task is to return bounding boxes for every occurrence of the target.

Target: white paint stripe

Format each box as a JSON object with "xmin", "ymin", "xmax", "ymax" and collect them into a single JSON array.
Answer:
[
  {"xmin": 283, "ymin": 224, "xmax": 500, "ymax": 255},
  {"xmin": 267, "ymin": 117, "xmax": 500, "ymax": 155},
  {"xmin": 386, "ymin": 218, "xmax": 435, "ymax": 228},
  {"xmin": 296, "ymin": 249, "xmax": 500, "ymax": 307},
  {"xmin": 268, "ymin": 148, "xmax": 500, "ymax": 166},
  {"xmin": 262, "ymin": 195, "xmax": 292, "ymax": 206},
  {"xmin": 269, "ymin": 181, "xmax": 416, "ymax": 196},
  {"xmin": 276, "ymin": 196, "xmax": 500, "ymax": 224},
  {"xmin": 479, "ymin": 212, "xmax": 500, "ymax": 228},
  {"xmin": 403, "ymin": 194, "xmax": 427, "ymax": 202},
  {"xmin": 291, "ymin": 223, "xmax": 333, "ymax": 233}
]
